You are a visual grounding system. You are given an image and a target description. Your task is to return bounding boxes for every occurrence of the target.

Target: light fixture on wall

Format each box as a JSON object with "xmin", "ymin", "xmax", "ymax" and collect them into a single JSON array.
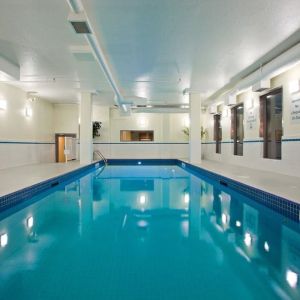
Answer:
[
  {"xmin": 289, "ymin": 80, "xmax": 300, "ymax": 94},
  {"xmin": 25, "ymin": 106, "xmax": 33, "ymax": 118},
  {"xmin": 0, "ymin": 99, "xmax": 7, "ymax": 110},
  {"xmin": 27, "ymin": 91, "xmax": 38, "ymax": 102}
]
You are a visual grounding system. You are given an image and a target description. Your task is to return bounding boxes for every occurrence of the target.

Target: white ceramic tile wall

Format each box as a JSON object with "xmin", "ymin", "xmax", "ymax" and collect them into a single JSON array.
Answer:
[
  {"xmin": 202, "ymin": 140, "xmax": 300, "ymax": 177},
  {"xmin": 0, "ymin": 143, "xmax": 55, "ymax": 169},
  {"xmin": 93, "ymin": 143, "xmax": 189, "ymax": 159}
]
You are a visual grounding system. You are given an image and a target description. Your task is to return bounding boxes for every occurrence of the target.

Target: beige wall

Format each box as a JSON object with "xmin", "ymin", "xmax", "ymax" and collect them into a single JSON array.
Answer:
[
  {"xmin": 53, "ymin": 104, "xmax": 79, "ymax": 136},
  {"xmin": 53, "ymin": 103, "xmax": 189, "ymax": 143},
  {"xmin": 202, "ymin": 62, "xmax": 300, "ymax": 176},
  {"xmin": 0, "ymin": 83, "xmax": 54, "ymax": 142},
  {"xmin": 203, "ymin": 63, "xmax": 300, "ymax": 143}
]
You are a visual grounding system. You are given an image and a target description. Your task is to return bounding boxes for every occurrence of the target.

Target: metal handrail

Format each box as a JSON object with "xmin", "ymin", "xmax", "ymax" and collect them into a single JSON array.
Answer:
[{"xmin": 93, "ymin": 150, "xmax": 108, "ymax": 165}]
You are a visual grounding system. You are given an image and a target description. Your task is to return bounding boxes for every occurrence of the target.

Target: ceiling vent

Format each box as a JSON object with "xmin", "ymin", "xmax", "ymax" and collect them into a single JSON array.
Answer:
[
  {"xmin": 209, "ymin": 105, "xmax": 217, "ymax": 114},
  {"xmin": 224, "ymin": 94, "xmax": 237, "ymax": 106},
  {"xmin": 252, "ymin": 79, "xmax": 270, "ymax": 93},
  {"xmin": 68, "ymin": 12, "xmax": 91, "ymax": 34}
]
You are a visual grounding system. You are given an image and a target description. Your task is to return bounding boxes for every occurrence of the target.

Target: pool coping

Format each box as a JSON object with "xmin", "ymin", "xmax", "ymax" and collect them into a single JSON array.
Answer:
[
  {"xmin": 0, "ymin": 161, "xmax": 104, "ymax": 213},
  {"xmin": 0, "ymin": 158, "xmax": 299, "ymax": 222},
  {"xmin": 175, "ymin": 159, "xmax": 300, "ymax": 222}
]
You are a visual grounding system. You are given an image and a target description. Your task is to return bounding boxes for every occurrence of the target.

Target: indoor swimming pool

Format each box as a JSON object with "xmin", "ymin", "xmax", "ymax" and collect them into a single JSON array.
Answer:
[{"xmin": 0, "ymin": 164, "xmax": 299, "ymax": 300}]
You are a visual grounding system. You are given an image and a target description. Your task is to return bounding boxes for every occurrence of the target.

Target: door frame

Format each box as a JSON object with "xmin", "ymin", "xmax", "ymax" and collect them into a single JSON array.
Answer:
[{"xmin": 55, "ymin": 133, "xmax": 77, "ymax": 162}]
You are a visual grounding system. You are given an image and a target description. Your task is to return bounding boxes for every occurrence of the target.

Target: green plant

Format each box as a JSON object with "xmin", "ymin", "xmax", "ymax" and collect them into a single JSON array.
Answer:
[
  {"xmin": 182, "ymin": 126, "xmax": 208, "ymax": 139},
  {"xmin": 93, "ymin": 121, "xmax": 102, "ymax": 138}
]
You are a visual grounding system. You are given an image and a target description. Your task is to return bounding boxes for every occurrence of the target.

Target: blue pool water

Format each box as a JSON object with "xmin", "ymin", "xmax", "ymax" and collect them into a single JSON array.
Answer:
[{"xmin": 0, "ymin": 165, "xmax": 300, "ymax": 300}]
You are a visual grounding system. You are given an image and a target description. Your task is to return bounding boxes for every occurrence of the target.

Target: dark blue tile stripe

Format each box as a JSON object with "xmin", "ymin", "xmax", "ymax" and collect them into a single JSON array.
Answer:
[
  {"xmin": 0, "ymin": 161, "xmax": 104, "ymax": 213},
  {"xmin": 107, "ymin": 159, "xmax": 177, "ymax": 165},
  {"xmin": 0, "ymin": 141, "xmax": 55, "ymax": 145},
  {"xmin": 202, "ymin": 138, "xmax": 299, "ymax": 145},
  {"xmin": 177, "ymin": 160, "xmax": 300, "ymax": 222},
  {"xmin": 93, "ymin": 142, "xmax": 189, "ymax": 145}
]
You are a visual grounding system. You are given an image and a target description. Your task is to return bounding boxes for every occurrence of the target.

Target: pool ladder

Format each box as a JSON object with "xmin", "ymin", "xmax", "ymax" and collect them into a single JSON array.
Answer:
[{"xmin": 93, "ymin": 150, "xmax": 108, "ymax": 166}]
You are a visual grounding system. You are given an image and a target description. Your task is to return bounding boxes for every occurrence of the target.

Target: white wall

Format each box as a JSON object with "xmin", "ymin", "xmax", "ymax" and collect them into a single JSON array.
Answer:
[
  {"xmin": 53, "ymin": 104, "xmax": 79, "ymax": 136},
  {"xmin": 0, "ymin": 83, "xmax": 55, "ymax": 169},
  {"xmin": 53, "ymin": 103, "xmax": 189, "ymax": 159},
  {"xmin": 202, "ymin": 63, "xmax": 300, "ymax": 177}
]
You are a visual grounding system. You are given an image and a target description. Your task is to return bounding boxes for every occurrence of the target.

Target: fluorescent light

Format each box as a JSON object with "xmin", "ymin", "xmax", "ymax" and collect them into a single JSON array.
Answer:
[
  {"xmin": 289, "ymin": 80, "xmax": 300, "ymax": 94},
  {"xmin": 0, "ymin": 233, "xmax": 8, "ymax": 247},
  {"xmin": 0, "ymin": 99, "xmax": 7, "ymax": 110},
  {"xmin": 25, "ymin": 106, "xmax": 33, "ymax": 117},
  {"xmin": 286, "ymin": 270, "xmax": 298, "ymax": 288},
  {"xmin": 27, "ymin": 216, "xmax": 34, "ymax": 229},
  {"xmin": 244, "ymin": 232, "xmax": 252, "ymax": 247}
]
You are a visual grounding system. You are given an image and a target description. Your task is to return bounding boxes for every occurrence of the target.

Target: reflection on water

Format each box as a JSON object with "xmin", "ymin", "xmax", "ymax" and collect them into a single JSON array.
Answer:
[{"xmin": 0, "ymin": 165, "xmax": 299, "ymax": 300}]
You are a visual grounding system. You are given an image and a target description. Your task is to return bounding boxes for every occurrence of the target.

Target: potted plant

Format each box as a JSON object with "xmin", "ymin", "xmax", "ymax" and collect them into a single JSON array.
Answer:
[{"xmin": 93, "ymin": 121, "xmax": 102, "ymax": 138}]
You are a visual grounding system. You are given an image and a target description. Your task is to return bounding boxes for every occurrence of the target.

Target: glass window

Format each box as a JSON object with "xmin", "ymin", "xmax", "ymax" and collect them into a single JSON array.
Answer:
[
  {"xmin": 260, "ymin": 88, "xmax": 283, "ymax": 159},
  {"xmin": 214, "ymin": 114, "xmax": 222, "ymax": 154},
  {"xmin": 231, "ymin": 104, "xmax": 244, "ymax": 156},
  {"xmin": 120, "ymin": 130, "xmax": 154, "ymax": 142}
]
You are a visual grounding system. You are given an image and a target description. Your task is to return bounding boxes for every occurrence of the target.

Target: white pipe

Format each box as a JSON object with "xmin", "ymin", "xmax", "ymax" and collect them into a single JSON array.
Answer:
[{"xmin": 66, "ymin": 0, "xmax": 125, "ymax": 111}]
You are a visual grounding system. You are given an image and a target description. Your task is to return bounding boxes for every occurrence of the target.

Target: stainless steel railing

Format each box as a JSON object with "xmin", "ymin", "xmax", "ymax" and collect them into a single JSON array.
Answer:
[{"xmin": 93, "ymin": 150, "xmax": 108, "ymax": 165}]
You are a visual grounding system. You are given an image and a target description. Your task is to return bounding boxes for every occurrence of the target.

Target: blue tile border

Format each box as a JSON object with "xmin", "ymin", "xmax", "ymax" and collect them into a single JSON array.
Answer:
[
  {"xmin": 93, "ymin": 142, "xmax": 189, "ymax": 145},
  {"xmin": 177, "ymin": 160, "xmax": 300, "ymax": 222},
  {"xmin": 0, "ymin": 161, "xmax": 104, "ymax": 213},
  {"xmin": 107, "ymin": 159, "xmax": 178, "ymax": 165},
  {"xmin": 0, "ymin": 141, "xmax": 55, "ymax": 145},
  {"xmin": 202, "ymin": 138, "xmax": 300, "ymax": 145},
  {"xmin": 1, "ymin": 158, "xmax": 299, "ymax": 222}
]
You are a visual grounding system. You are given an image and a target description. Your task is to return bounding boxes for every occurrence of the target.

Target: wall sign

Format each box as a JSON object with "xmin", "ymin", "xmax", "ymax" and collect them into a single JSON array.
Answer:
[
  {"xmin": 246, "ymin": 108, "xmax": 257, "ymax": 130},
  {"xmin": 290, "ymin": 92, "xmax": 300, "ymax": 123}
]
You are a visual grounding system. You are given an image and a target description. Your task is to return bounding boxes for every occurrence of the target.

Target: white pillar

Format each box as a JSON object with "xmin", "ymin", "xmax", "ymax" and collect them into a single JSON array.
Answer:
[
  {"xmin": 189, "ymin": 94, "xmax": 202, "ymax": 164},
  {"xmin": 80, "ymin": 92, "xmax": 93, "ymax": 164}
]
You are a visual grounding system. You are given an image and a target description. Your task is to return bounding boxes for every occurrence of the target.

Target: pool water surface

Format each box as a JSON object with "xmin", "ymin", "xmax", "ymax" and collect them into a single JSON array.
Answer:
[{"xmin": 0, "ymin": 165, "xmax": 299, "ymax": 300}]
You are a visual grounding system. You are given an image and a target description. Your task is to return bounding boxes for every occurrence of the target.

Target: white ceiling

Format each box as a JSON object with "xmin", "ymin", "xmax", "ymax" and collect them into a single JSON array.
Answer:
[{"xmin": 0, "ymin": 0, "xmax": 300, "ymax": 106}]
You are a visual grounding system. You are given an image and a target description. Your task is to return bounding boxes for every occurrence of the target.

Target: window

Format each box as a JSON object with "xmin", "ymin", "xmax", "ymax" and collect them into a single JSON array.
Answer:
[
  {"xmin": 120, "ymin": 130, "xmax": 154, "ymax": 142},
  {"xmin": 260, "ymin": 88, "xmax": 283, "ymax": 159},
  {"xmin": 214, "ymin": 114, "xmax": 222, "ymax": 154},
  {"xmin": 231, "ymin": 104, "xmax": 244, "ymax": 156}
]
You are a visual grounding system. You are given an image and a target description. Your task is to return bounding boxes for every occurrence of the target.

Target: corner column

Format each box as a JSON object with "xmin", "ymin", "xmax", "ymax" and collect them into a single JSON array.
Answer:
[
  {"xmin": 189, "ymin": 94, "xmax": 202, "ymax": 164},
  {"xmin": 80, "ymin": 92, "xmax": 93, "ymax": 164}
]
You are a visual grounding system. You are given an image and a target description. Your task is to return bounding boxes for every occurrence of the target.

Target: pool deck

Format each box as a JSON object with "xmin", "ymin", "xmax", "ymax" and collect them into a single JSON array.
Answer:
[
  {"xmin": 0, "ymin": 161, "xmax": 86, "ymax": 197},
  {"xmin": 183, "ymin": 159, "xmax": 300, "ymax": 205},
  {"xmin": 0, "ymin": 159, "xmax": 300, "ymax": 205}
]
